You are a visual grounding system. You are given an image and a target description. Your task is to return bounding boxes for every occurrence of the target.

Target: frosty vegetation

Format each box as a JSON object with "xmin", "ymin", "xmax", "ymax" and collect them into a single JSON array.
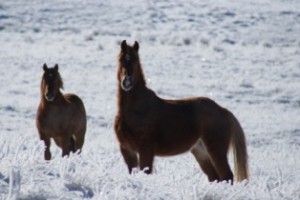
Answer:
[{"xmin": 0, "ymin": 0, "xmax": 299, "ymax": 199}]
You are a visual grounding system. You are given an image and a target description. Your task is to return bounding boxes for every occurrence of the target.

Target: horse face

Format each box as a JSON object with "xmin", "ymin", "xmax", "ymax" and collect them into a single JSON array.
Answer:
[
  {"xmin": 42, "ymin": 64, "xmax": 62, "ymax": 102},
  {"xmin": 119, "ymin": 40, "xmax": 139, "ymax": 92}
]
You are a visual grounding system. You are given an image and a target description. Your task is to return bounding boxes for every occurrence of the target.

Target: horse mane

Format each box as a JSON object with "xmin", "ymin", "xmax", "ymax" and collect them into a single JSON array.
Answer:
[{"xmin": 56, "ymin": 72, "xmax": 64, "ymax": 90}]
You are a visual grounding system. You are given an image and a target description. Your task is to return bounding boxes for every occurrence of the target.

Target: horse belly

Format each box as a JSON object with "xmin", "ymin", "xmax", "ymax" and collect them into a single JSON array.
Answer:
[
  {"xmin": 154, "ymin": 130, "xmax": 200, "ymax": 156},
  {"xmin": 154, "ymin": 140, "xmax": 197, "ymax": 156},
  {"xmin": 154, "ymin": 115, "xmax": 200, "ymax": 156}
]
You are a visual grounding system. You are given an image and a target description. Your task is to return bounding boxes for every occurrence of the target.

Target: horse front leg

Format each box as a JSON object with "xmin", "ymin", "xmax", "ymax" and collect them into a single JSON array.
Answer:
[
  {"xmin": 139, "ymin": 144, "xmax": 154, "ymax": 174},
  {"xmin": 120, "ymin": 145, "xmax": 138, "ymax": 174},
  {"xmin": 39, "ymin": 133, "xmax": 51, "ymax": 160}
]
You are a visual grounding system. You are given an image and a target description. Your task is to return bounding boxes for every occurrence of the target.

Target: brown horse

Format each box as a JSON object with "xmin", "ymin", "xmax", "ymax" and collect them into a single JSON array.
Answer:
[
  {"xmin": 114, "ymin": 40, "xmax": 249, "ymax": 182},
  {"xmin": 36, "ymin": 64, "xmax": 86, "ymax": 160}
]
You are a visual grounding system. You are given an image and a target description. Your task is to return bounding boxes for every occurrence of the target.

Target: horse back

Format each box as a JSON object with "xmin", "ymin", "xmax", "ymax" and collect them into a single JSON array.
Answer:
[
  {"xmin": 64, "ymin": 93, "xmax": 86, "ymax": 113},
  {"xmin": 153, "ymin": 97, "xmax": 229, "ymax": 155}
]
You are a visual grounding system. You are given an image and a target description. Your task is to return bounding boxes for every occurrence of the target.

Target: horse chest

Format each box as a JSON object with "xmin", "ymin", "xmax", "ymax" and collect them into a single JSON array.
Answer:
[
  {"xmin": 121, "ymin": 118, "xmax": 144, "ymax": 138},
  {"xmin": 116, "ymin": 112, "xmax": 152, "ymax": 150},
  {"xmin": 38, "ymin": 107, "xmax": 69, "ymax": 137},
  {"xmin": 127, "ymin": 106, "xmax": 154, "ymax": 128}
]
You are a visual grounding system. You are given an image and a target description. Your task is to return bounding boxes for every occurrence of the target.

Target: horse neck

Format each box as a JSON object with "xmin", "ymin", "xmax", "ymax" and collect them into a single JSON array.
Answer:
[
  {"xmin": 40, "ymin": 84, "xmax": 64, "ymax": 105},
  {"xmin": 134, "ymin": 62, "xmax": 146, "ymax": 88},
  {"xmin": 117, "ymin": 78, "xmax": 148, "ymax": 111},
  {"xmin": 118, "ymin": 85, "xmax": 145, "ymax": 105}
]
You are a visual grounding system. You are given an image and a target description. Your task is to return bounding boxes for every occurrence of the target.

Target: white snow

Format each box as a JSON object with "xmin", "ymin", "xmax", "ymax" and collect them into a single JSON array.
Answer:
[{"xmin": 0, "ymin": 0, "xmax": 300, "ymax": 199}]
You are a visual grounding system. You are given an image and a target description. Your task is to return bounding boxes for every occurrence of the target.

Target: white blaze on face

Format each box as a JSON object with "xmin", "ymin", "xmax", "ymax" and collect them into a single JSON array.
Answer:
[
  {"xmin": 125, "ymin": 54, "xmax": 131, "ymax": 61},
  {"xmin": 44, "ymin": 86, "xmax": 55, "ymax": 101}
]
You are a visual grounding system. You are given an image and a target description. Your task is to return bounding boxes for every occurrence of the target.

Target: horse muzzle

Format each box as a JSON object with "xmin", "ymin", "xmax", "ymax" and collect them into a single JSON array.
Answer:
[
  {"xmin": 45, "ymin": 92, "xmax": 55, "ymax": 102},
  {"xmin": 121, "ymin": 74, "xmax": 133, "ymax": 92}
]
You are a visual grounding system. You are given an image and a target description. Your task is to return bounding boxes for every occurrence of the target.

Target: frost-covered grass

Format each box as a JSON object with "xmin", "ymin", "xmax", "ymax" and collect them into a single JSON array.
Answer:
[{"xmin": 0, "ymin": 0, "xmax": 300, "ymax": 199}]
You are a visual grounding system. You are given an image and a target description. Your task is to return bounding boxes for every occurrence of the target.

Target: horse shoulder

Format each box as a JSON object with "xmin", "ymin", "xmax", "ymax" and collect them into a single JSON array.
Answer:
[
  {"xmin": 36, "ymin": 102, "xmax": 52, "ymax": 125},
  {"xmin": 36, "ymin": 103, "xmax": 60, "ymax": 137},
  {"xmin": 128, "ymin": 91, "xmax": 160, "ymax": 127},
  {"xmin": 36, "ymin": 104, "xmax": 45, "ymax": 131},
  {"xmin": 116, "ymin": 90, "xmax": 159, "ymax": 147},
  {"xmin": 64, "ymin": 93, "xmax": 85, "ymax": 109}
]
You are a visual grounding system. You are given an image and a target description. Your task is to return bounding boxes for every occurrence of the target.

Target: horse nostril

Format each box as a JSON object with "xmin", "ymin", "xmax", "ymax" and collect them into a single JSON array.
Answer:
[
  {"xmin": 45, "ymin": 93, "xmax": 55, "ymax": 101},
  {"xmin": 124, "ymin": 79, "xmax": 131, "ymax": 87}
]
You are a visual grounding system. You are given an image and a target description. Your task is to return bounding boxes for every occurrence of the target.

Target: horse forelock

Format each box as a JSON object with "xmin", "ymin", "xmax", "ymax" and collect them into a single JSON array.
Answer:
[
  {"xmin": 41, "ymin": 69, "xmax": 64, "ymax": 96},
  {"xmin": 119, "ymin": 53, "xmax": 145, "ymax": 81},
  {"xmin": 45, "ymin": 71, "xmax": 62, "ymax": 84},
  {"xmin": 119, "ymin": 46, "xmax": 142, "ymax": 71}
]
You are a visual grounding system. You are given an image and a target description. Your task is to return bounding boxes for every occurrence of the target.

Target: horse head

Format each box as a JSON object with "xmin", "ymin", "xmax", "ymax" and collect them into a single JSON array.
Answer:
[
  {"xmin": 118, "ymin": 40, "xmax": 141, "ymax": 92},
  {"xmin": 41, "ymin": 63, "xmax": 63, "ymax": 102}
]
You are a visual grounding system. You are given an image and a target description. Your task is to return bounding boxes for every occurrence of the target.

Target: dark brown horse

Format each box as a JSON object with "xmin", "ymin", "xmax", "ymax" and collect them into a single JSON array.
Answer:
[
  {"xmin": 36, "ymin": 64, "xmax": 86, "ymax": 160},
  {"xmin": 114, "ymin": 40, "xmax": 249, "ymax": 182}
]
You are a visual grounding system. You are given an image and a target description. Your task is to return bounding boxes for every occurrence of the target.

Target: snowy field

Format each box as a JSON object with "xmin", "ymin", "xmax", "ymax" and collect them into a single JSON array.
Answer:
[{"xmin": 0, "ymin": 0, "xmax": 300, "ymax": 199}]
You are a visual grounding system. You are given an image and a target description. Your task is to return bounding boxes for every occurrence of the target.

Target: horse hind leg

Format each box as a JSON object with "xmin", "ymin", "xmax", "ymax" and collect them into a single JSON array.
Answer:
[
  {"xmin": 55, "ymin": 136, "xmax": 77, "ymax": 158},
  {"xmin": 203, "ymin": 134, "xmax": 233, "ymax": 183},
  {"xmin": 73, "ymin": 131, "xmax": 85, "ymax": 154},
  {"xmin": 58, "ymin": 136, "xmax": 71, "ymax": 158},
  {"xmin": 72, "ymin": 120, "xmax": 86, "ymax": 154},
  {"xmin": 191, "ymin": 140, "xmax": 220, "ymax": 182}
]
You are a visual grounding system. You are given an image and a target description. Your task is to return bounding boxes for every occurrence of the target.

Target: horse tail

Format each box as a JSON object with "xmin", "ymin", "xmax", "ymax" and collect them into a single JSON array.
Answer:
[{"xmin": 228, "ymin": 111, "xmax": 249, "ymax": 182}]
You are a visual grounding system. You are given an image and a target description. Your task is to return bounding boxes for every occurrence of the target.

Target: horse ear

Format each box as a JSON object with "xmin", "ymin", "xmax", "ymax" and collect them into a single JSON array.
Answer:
[
  {"xmin": 133, "ymin": 41, "xmax": 139, "ymax": 52},
  {"xmin": 121, "ymin": 40, "xmax": 127, "ymax": 51},
  {"xmin": 54, "ymin": 64, "xmax": 59, "ymax": 71},
  {"xmin": 43, "ymin": 63, "xmax": 48, "ymax": 71}
]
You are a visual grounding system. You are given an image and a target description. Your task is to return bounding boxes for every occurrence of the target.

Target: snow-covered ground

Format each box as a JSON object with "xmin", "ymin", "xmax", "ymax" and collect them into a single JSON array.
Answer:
[{"xmin": 0, "ymin": 0, "xmax": 299, "ymax": 199}]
